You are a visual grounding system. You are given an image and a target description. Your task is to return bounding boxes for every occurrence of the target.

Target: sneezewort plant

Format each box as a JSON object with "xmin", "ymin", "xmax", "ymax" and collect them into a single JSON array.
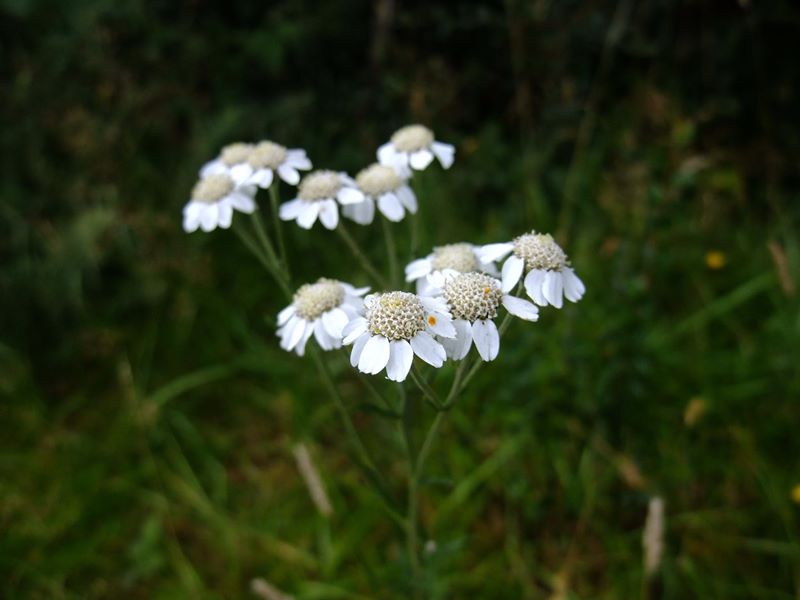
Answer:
[{"xmin": 182, "ymin": 126, "xmax": 585, "ymax": 593}]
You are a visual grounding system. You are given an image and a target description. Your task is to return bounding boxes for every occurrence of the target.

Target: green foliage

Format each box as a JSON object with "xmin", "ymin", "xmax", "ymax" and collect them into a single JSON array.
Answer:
[{"xmin": 2, "ymin": 0, "xmax": 800, "ymax": 598}]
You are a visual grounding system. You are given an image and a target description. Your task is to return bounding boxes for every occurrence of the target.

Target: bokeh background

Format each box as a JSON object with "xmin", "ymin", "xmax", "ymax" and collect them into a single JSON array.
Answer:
[{"xmin": 2, "ymin": 0, "xmax": 800, "ymax": 598}]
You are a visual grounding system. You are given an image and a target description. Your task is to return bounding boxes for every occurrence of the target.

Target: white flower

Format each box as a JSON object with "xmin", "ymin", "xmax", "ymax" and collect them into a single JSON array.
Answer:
[
  {"xmin": 405, "ymin": 242, "xmax": 499, "ymax": 295},
  {"xmin": 478, "ymin": 232, "xmax": 586, "ymax": 309},
  {"xmin": 277, "ymin": 278, "xmax": 369, "ymax": 356},
  {"xmin": 201, "ymin": 141, "xmax": 312, "ymax": 187},
  {"xmin": 278, "ymin": 170, "xmax": 366, "ymax": 230},
  {"xmin": 377, "ymin": 125, "xmax": 455, "ymax": 176},
  {"xmin": 199, "ymin": 142, "xmax": 254, "ymax": 184},
  {"xmin": 342, "ymin": 163, "xmax": 417, "ymax": 224},
  {"xmin": 341, "ymin": 291, "xmax": 455, "ymax": 382},
  {"xmin": 182, "ymin": 173, "xmax": 257, "ymax": 233},
  {"xmin": 433, "ymin": 272, "xmax": 538, "ymax": 362}
]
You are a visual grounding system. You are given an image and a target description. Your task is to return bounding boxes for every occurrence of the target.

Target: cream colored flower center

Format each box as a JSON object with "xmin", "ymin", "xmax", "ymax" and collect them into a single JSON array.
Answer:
[
  {"xmin": 443, "ymin": 273, "xmax": 503, "ymax": 322},
  {"xmin": 293, "ymin": 278, "xmax": 345, "ymax": 320},
  {"xmin": 391, "ymin": 124, "xmax": 434, "ymax": 152},
  {"xmin": 430, "ymin": 243, "xmax": 479, "ymax": 273},
  {"xmin": 298, "ymin": 170, "xmax": 341, "ymax": 201},
  {"xmin": 220, "ymin": 142, "xmax": 254, "ymax": 166},
  {"xmin": 356, "ymin": 164, "xmax": 402, "ymax": 196},
  {"xmin": 192, "ymin": 174, "xmax": 234, "ymax": 203},
  {"xmin": 366, "ymin": 291, "xmax": 426, "ymax": 341},
  {"xmin": 248, "ymin": 141, "xmax": 287, "ymax": 169},
  {"xmin": 513, "ymin": 232, "xmax": 568, "ymax": 271}
]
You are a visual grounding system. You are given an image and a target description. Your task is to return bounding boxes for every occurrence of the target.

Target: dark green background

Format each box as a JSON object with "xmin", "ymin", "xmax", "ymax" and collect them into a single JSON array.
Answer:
[{"xmin": 2, "ymin": 1, "xmax": 799, "ymax": 598}]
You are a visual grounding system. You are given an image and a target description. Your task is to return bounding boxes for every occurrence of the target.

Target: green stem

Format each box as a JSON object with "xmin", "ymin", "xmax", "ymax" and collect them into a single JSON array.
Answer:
[
  {"xmin": 335, "ymin": 221, "xmax": 389, "ymax": 288},
  {"xmin": 233, "ymin": 223, "xmax": 285, "ymax": 291},
  {"xmin": 310, "ymin": 347, "xmax": 397, "ymax": 509},
  {"xmin": 381, "ymin": 217, "xmax": 400, "ymax": 287},
  {"xmin": 268, "ymin": 184, "xmax": 289, "ymax": 277},
  {"xmin": 409, "ymin": 367, "xmax": 442, "ymax": 410},
  {"xmin": 398, "ymin": 386, "xmax": 423, "ymax": 585}
]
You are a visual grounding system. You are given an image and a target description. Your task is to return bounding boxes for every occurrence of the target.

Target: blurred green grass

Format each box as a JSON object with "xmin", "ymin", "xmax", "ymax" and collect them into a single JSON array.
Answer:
[{"xmin": 2, "ymin": 1, "xmax": 800, "ymax": 598}]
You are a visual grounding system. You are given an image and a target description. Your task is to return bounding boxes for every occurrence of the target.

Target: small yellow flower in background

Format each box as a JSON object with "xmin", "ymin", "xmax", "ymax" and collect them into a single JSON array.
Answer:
[
  {"xmin": 705, "ymin": 250, "xmax": 727, "ymax": 270},
  {"xmin": 791, "ymin": 484, "xmax": 800, "ymax": 505},
  {"xmin": 684, "ymin": 396, "xmax": 707, "ymax": 427}
]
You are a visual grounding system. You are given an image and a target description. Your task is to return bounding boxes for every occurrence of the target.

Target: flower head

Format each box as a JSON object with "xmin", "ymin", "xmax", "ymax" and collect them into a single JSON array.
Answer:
[
  {"xmin": 342, "ymin": 163, "xmax": 418, "ymax": 225},
  {"xmin": 200, "ymin": 140, "xmax": 312, "ymax": 187},
  {"xmin": 377, "ymin": 124, "xmax": 455, "ymax": 176},
  {"xmin": 478, "ymin": 231, "xmax": 585, "ymax": 309},
  {"xmin": 432, "ymin": 272, "xmax": 539, "ymax": 362},
  {"xmin": 277, "ymin": 278, "xmax": 369, "ymax": 356},
  {"xmin": 278, "ymin": 170, "xmax": 365, "ymax": 230},
  {"xmin": 183, "ymin": 173, "xmax": 257, "ymax": 233},
  {"xmin": 405, "ymin": 242, "xmax": 499, "ymax": 295},
  {"xmin": 341, "ymin": 291, "xmax": 455, "ymax": 382}
]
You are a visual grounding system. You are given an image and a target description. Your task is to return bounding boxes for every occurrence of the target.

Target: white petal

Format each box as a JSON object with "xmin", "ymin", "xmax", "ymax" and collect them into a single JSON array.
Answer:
[
  {"xmin": 501, "ymin": 255, "xmax": 524, "ymax": 292},
  {"xmin": 277, "ymin": 164, "xmax": 300, "ymax": 185},
  {"xmin": 524, "ymin": 269, "xmax": 547, "ymax": 306},
  {"xmin": 295, "ymin": 322, "xmax": 315, "ymax": 356},
  {"xmin": 502, "ymin": 295, "xmax": 539, "ymax": 321},
  {"xmin": 337, "ymin": 187, "xmax": 365, "ymax": 205},
  {"xmin": 279, "ymin": 198, "xmax": 304, "ymax": 220},
  {"xmin": 431, "ymin": 141, "xmax": 455, "ymax": 168},
  {"xmin": 285, "ymin": 151, "xmax": 312, "ymax": 170},
  {"xmin": 199, "ymin": 159, "xmax": 224, "ymax": 178},
  {"xmin": 386, "ymin": 340, "xmax": 414, "ymax": 382},
  {"xmin": 217, "ymin": 202, "xmax": 234, "ymax": 229},
  {"xmin": 478, "ymin": 242, "xmax": 514, "ymax": 264},
  {"xmin": 426, "ymin": 312, "xmax": 456, "ymax": 338},
  {"xmin": 440, "ymin": 319, "xmax": 472, "ymax": 360},
  {"xmin": 249, "ymin": 168, "xmax": 274, "ymax": 189},
  {"xmin": 350, "ymin": 332, "xmax": 370, "ymax": 367},
  {"xmin": 419, "ymin": 296, "xmax": 450, "ymax": 314},
  {"xmin": 318, "ymin": 199, "xmax": 339, "ymax": 230},
  {"xmin": 358, "ymin": 335, "xmax": 391, "ymax": 375},
  {"xmin": 562, "ymin": 267, "xmax": 586, "ymax": 303},
  {"xmin": 285, "ymin": 317, "xmax": 309, "ymax": 351},
  {"xmin": 182, "ymin": 202, "xmax": 202, "ymax": 232},
  {"xmin": 314, "ymin": 319, "xmax": 337, "ymax": 351},
  {"xmin": 342, "ymin": 317, "xmax": 368, "ymax": 344},
  {"xmin": 405, "ymin": 258, "xmax": 432, "ymax": 281},
  {"xmin": 321, "ymin": 307, "xmax": 349, "ymax": 338},
  {"xmin": 396, "ymin": 186, "xmax": 417, "ymax": 213},
  {"xmin": 543, "ymin": 271, "xmax": 564, "ymax": 309},
  {"xmin": 341, "ymin": 196, "xmax": 375, "ymax": 225},
  {"xmin": 410, "ymin": 331, "xmax": 446, "ymax": 368},
  {"xmin": 228, "ymin": 192, "xmax": 256, "ymax": 213},
  {"xmin": 471, "ymin": 319, "xmax": 500, "ymax": 361},
  {"xmin": 277, "ymin": 304, "xmax": 296, "ymax": 326},
  {"xmin": 377, "ymin": 193, "xmax": 405, "ymax": 222},
  {"xmin": 199, "ymin": 204, "xmax": 219, "ymax": 232},
  {"xmin": 230, "ymin": 163, "xmax": 253, "ymax": 185},
  {"xmin": 297, "ymin": 201, "xmax": 321, "ymax": 229},
  {"xmin": 376, "ymin": 142, "xmax": 397, "ymax": 165},
  {"xmin": 409, "ymin": 149, "xmax": 434, "ymax": 170}
]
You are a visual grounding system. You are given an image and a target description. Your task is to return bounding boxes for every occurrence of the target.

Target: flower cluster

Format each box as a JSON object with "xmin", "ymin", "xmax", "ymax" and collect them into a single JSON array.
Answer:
[{"xmin": 185, "ymin": 125, "xmax": 585, "ymax": 382}]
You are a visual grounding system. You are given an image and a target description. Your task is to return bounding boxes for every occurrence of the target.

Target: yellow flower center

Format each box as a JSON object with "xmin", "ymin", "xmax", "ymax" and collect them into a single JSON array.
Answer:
[
  {"xmin": 391, "ymin": 124, "xmax": 434, "ymax": 152},
  {"xmin": 192, "ymin": 174, "xmax": 234, "ymax": 203},
  {"xmin": 293, "ymin": 278, "xmax": 345, "ymax": 320}
]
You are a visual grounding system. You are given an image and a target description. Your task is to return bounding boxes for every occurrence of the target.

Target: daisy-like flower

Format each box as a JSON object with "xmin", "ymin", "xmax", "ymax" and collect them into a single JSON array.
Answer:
[
  {"xmin": 182, "ymin": 173, "xmax": 257, "ymax": 233},
  {"xmin": 377, "ymin": 125, "xmax": 455, "ymax": 175},
  {"xmin": 242, "ymin": 141, "xmax": 312, "ymax": 187},
  {"xmin": 479, "ymin": 231, "xmax": 586, "ymax": 309},
  {"xmin": 405, "ymin": 242, "xmax": 499, "ymax": 295},
  {"xmin": 342, "ymin": 163, "xmax": 417, "ymax": 225},
  {"xmin": 277, "ymin": 278, "xmax": 369, "ymax": 356},
  {"xmin": 433, "ymin": 272, "xmax": 539, "ymax": 362},
  {"xmin": 278, "ymin": 170, "xmax": 365, "ymax": 230},
  {"xmin": 341, "ymin": 291, "xmax": 455, "ymax": 382},
  {"xmin": 201, "ymin": 141, "xmax": 312, "ymax": 187},
  {"xmin": 199, "ymin": 142, "xmax": 254, "ymax": 184}
]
